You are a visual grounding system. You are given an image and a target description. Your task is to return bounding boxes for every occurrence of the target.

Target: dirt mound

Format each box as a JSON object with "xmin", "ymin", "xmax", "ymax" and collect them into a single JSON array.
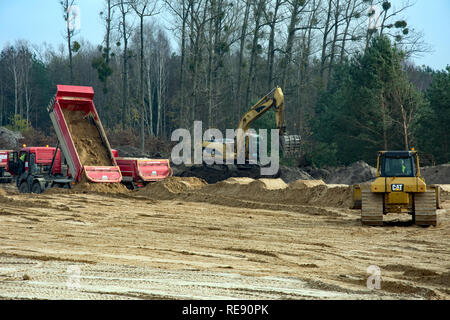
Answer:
[
  {"xmin": 136, "ymin": 175, "xmax": 352, "ymax": 208},
  {"xmin": 0, "ymin": 127, "xmax": 22, "ymax": 149},
  {"xmin": 71, "ymin": 181, "xmax": 128, "ymax": 194},
  {"xmin": 279, "ymin": 166, "xmax": 313, "ymax": 183},
  {"xmin": 201, "ymin": 177, "xmax": 352, "ymax": 208},
  {"xmin": 440, "ymin": 185, "xmax": 450, "ymax": 201},
  {"xmin": 289, "ymin": 180, "xmax": 325, "ymax": 189},
  {"xmin": 62, "ymin": 109, "xmax": 111, "ymax": 166},
  {"xmin": 421, "ymin": 164, "xmax": 450, "ymax": 184},
  {"xmin": 137, "ymin": 177, "xmax": 207, "ymax": 199},
  {"xmin": 225, "ymin": 177, "xmax": 255, "ymax": 184},
  {"xmin": 303, "ymin": 161, "xmax": 376, "ymax": 184},
  {"xmin": 325, "ymin": 161, "xmax": 376, "ymax": 184},
  {"xmin": 254, "ymin": 178, "xmax": 288, "ymax": 190},
  {"xmin": 282, "ymin": 183, "xmax": 353, "ymax": 208}
]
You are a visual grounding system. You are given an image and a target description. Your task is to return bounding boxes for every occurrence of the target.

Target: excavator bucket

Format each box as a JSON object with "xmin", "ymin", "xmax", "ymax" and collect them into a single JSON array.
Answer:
[{"xmin": 281, "ymin": 135, "xmax": 301, "ymax": 156}]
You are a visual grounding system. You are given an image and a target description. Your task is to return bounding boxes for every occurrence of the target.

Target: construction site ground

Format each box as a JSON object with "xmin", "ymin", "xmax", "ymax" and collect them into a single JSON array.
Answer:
[{"xmin": 0, "ymin": 178, "xmax": 449, "ymax": 300}]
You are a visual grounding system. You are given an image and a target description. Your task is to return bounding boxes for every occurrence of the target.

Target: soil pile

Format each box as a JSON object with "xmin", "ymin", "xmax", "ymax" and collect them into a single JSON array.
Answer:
[
  {"xmin": 71, "ymin": 178, "xmax": 129, "ymax": 194},
  {"xmin": 201, "ymin": 177, "xmax": 353, "ymax": 208},
  {"xmin": 304, "ymin": 161, "xmax": 376, "ymax": 185},
  {"xmin": 289, "ymin": 180, "xmax": 325, "ymax": 189},
  {"xmin": 279, "ymin": 166, "xmax": 313, "ymax": 183},
  {"xmin": 137, "ymin": 176, "xmax": 207, "ymax": 199},
  {"xmin": 0, "ymin": 127, "xmax": 22, "ymax": 149},
  {"xmin": 325, "ymin": 161, "xmax": 376, "ymax": 184},
  {"xmin": 284, "ymin": 181, "xmax": 353, "ymax": 208},
  {"xmin": 136, "ymin": 176, "xmax": 353, "ymax": 208},
  {"xmin": 62, "ymin": 109, "xmax": 111, "ymax": 166},
  {"xmin": 440, "ymin": 184, "xmax": 450, "ymax": 201},
  {"xmin": 421, "ymin": 164, "xmax": 450, "ymax": 184}
]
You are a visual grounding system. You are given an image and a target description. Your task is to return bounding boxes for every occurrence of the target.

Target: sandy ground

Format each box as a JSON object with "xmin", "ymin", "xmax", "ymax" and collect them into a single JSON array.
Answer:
[{"xmin": 0, "ymin": 180, "xmax": 449, "ymax": 300}]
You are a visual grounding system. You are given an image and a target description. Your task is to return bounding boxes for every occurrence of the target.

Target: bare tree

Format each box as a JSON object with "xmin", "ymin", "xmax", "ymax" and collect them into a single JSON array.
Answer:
[
  {"xmin": 131, "ymin": 0, "xmax": 159, "ymax": 151},
  {"xmin": 265, "ymin": 0, "xmax": 286, "ymax": 90},
  {"xmin": 60, "ymin": 0, "xmax": 79, "ymax": 83},
  {"xmin": 236, "ymin": 0, "xmax": 251, "ymax": 118},
  {"xmin": 244, "ymin": 0, "xmax": 266, "ymax": 108},
  {"xmin": 117, "ymin": 0, "xmax": 134, "ymax": 129},
  {"xmin": 164, "ymin": 0, "xmax": 193, "ymax": 128}
]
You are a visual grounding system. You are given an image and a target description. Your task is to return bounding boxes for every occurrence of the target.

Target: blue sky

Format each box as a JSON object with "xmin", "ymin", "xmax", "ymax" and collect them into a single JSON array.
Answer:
[{"xmin": 0, "ymin": 0, "xmax": 448, "ymax": 70}]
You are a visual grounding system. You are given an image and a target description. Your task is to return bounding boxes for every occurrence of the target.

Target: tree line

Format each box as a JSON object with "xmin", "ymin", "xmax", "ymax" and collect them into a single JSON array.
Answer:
[{"xmin": 0, "ymin": 0, "xmax": 448, "ymax": 166}]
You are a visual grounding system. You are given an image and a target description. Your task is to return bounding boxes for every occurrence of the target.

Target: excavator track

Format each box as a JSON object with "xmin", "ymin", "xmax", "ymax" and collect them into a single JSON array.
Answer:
[
  {"xmin": 414, "ymin": 190, "xmax": 437, "ymax": 227},
  {"xmin": 361, "ymin": 189, "xmax": 383, "ymax": 226}
]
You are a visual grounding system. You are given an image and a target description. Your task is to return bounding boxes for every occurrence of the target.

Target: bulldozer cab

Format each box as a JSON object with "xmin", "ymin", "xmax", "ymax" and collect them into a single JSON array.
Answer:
[{"xmin": 378, "ymin": 151, "xmax": 417, "ymax": 178}]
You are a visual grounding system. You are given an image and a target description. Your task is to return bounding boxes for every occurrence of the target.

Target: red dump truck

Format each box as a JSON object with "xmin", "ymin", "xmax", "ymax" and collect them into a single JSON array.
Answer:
[
  {"xmin": 112, "ymin": 149, "xmax": 172, "ymax": 189},
  {"xmin": 48, "ymin": 85, "xmax": 121, "ymax": 184},
  {"xmin": 8, "ymin": 146, "xmax": 72, "ymax": 193},
  {"xmin": 0, "ymin": 150, "xmax": 13, "ymax": 183}
]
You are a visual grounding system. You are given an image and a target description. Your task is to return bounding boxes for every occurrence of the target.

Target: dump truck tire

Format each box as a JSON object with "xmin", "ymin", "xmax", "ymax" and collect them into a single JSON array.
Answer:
[
  {"xmin": 415, "ymin": 190, "xmax": 437, "ymax": 227},
  {"xmin": 31, "ymin": 182, "xmax": 42, "ymax": 194},
  {"xmin": 19, "ymin": 181, "xmax": 30, "ymax": 193},
  {"xmin": 361, "ymin": 189, "xmax": 383, "ymax": 226}
]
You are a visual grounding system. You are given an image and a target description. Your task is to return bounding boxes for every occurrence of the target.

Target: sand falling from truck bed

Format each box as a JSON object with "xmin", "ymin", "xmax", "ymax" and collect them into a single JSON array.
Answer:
[
  {"xmin": 61, "ymin": 108, "xmax": 127, "ymax": 193},
  {"xmin": 62, "ymin": 108, "xmax": 111, "ymax": 167}
]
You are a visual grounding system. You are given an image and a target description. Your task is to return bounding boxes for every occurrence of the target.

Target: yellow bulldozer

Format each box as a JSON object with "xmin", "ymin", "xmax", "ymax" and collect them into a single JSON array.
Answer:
[{"xmin": 353, "ymin": 150, "xmax": 441, "ymax": 226}]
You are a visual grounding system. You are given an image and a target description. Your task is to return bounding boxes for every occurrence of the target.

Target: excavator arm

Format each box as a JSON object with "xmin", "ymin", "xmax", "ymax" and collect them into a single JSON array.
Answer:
[
  {"xmin": 237, "ymin": 86, "xmax": 286, "ymax": 134},
  {"xmin": 236, "ymin": 86, "xmax": 301, "ymax": 157}
]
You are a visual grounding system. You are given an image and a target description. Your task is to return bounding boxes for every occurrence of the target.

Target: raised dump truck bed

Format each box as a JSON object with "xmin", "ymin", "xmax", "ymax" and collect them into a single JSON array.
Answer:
[
  {"xmin": 111, "ymin": 149, "xmax": 171, "ymax": 189},
  {"xmin": 47, "ymin": 85, "xmax": 121, "ymax": 183}
]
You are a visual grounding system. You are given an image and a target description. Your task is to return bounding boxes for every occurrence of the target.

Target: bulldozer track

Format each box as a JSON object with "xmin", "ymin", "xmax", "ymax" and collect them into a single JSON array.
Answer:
[
  {"xmin": 361, "ymin": 190, "xmax": 383, "ymax": 226},
  {"xmin": 415, "ymin": 190, "xmax": 437, "ymax": 227}
]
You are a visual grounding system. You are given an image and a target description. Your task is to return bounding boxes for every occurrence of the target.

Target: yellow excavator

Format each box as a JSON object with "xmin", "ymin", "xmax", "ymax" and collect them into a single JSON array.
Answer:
[
  {"xmin": 353, "ymin": 150, "xmax": 441, "ymax": 226},
  {"xmin": 202, "ymin": 86, "xmax": 301, "ymax": 163}
]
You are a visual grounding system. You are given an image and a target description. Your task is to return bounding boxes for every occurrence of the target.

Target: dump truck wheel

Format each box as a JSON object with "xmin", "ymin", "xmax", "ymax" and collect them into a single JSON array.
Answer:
[
  {"xmin": 125, "ymin": 182, "xmax": 135, "ymax": 190},
  {"xmin": 361, "ymin": 189, "xmax": 383, "ymax": 226},
  {"xmin": 415, "ymin": 190, "xmax": 437, "ymax": 227},
  {"xmin": 31, "ymin": 182, "xmax": 42, "ymax": 194},
  {"xmin": 19, "ymin": 181, "xmax": 30, "ymax": 193}
]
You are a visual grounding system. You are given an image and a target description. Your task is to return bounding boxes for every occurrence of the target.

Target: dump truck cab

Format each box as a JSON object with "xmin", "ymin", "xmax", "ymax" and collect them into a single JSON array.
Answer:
[
  {"xmin": 0, "ymin": 150, "xmax": 13, "ymax": 183},
  {"xmin": 353, "ymin": 150, "xmax": 440, "ymax": 227},
  {"xmin": 10, "ymin": 146, "xmax": 72, "ymax": 193}
]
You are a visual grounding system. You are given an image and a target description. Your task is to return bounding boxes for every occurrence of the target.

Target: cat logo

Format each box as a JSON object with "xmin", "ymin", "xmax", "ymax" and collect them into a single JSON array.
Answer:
[{"xmin": 391, "ymin": 184, "xmax": 404, "ymax": 192}]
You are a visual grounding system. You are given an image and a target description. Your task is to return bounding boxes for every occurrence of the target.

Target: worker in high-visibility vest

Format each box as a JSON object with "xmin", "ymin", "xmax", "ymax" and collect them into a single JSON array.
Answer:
[{"xmin": 18, "ymin": 153, "xmax": 26, "ymax": 176}]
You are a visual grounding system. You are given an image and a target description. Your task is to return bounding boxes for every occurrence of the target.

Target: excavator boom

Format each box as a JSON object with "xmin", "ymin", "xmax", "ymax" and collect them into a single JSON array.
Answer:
[{"xmin": 236, "ymin": 86, "xmax": 301, "ymax": 157}]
